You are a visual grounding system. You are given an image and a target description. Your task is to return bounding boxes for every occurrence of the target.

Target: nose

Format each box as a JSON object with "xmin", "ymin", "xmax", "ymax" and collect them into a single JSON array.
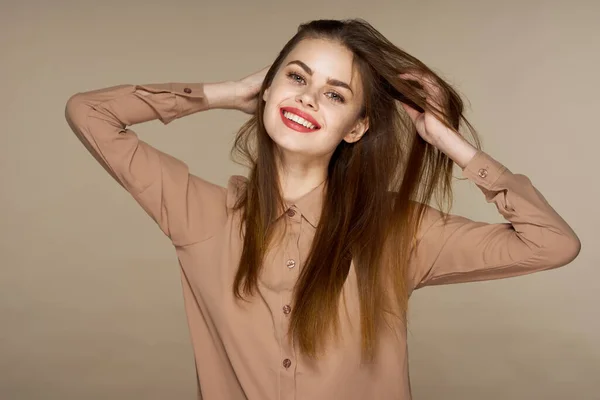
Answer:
[{"xmin": 295, "ymin": 88, "xmax": 318, "ymax": 110}]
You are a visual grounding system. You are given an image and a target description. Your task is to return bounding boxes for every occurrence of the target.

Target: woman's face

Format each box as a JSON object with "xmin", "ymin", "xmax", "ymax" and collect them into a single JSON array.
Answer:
[{"xmin": 263, "ymin": 38, "xmax": 369, "ymax": 161}]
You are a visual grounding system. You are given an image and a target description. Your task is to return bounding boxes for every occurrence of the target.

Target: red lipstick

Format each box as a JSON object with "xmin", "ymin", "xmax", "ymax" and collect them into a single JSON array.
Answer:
[{"xmin": 280, "ymin": 107, "xmax": 321, "ymax": 133}]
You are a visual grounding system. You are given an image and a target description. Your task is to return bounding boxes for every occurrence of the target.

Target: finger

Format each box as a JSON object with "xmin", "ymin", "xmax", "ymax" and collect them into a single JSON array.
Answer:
[
  {"xmin": 399, "ymin": 72, "xmax": 444, "ymax": 109},
  {"xmin": 398, "ymin": 72, "xmax": 425, "ymax": 91},
  {"xmin": 258, "ymin": 65, "xmax": 271, "ymax": 75},
  {"xmin": 399, "ymin": 71, "xmax": 436, "ymax": 93},
  {"xmin": 400, "ymin": 102, "xmax": 421, "ymax": 122}
]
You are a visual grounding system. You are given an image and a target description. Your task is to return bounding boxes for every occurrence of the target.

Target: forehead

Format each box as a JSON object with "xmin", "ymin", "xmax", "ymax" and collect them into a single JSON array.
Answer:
[{"xmin": 283, "ymin": 38, "xmax": 362, "ymax": 91}]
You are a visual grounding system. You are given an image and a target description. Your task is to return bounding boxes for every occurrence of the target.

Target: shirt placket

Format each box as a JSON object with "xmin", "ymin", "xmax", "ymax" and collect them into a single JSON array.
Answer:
[{"xmin": 279, "ymin": 205, "xmax": 301, "ymax": 400}]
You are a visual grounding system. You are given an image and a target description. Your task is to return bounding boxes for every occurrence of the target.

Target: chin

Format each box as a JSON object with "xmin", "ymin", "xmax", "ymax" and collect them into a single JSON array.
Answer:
[
  {"xmin": 263, "ymin": 107, "xmax": 321, "ymax": 157},
  {"xmin": 268, "ymin": 130, "xmax": 307, "ymax": 154}
]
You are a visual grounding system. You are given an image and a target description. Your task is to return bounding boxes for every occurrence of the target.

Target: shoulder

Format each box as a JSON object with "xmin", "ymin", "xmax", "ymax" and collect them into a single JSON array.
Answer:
[
  {"xmin": 383, "ymin": 195, "xmax": 447, "ymax": 241},
  {"xmin": 414, "ymin": 202, "xmax": 447, "ymax": 241},
  {"xmin": 184, "ymin": 173, "xmax": 246, "ymax": 211},
  {"xmin": 226, "ymin": 174, "xmax": 249, "ymax": 208}
]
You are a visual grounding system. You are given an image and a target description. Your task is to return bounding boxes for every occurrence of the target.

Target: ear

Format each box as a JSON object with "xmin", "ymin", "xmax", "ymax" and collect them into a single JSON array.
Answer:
[
  {"xmin": 343, "ymin": 117, "xmax": 369, "ymax": 144},
  {"xmin": 262, "ymin": 87, "xmax": 270, "ymax": 102}
]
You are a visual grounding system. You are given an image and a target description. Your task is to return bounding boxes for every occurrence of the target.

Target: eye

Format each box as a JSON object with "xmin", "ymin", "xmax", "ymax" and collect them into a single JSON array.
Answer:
[
  {"xmin": 326, "ymin": 91, "xmax": 345, "ymax": 103},
  {"xmin": 286, "ymin": 70, "xmax": 346, "ymax": 104},
  {"xmin": 286, "ymin": 71, "xmax": 306, "ymax": 85}
]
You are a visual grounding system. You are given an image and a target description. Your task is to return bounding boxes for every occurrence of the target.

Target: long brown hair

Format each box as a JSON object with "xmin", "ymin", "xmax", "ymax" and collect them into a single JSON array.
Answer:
[{"xmin": 230, "ymin": 19, "xmax": 480, "ymax": 361}]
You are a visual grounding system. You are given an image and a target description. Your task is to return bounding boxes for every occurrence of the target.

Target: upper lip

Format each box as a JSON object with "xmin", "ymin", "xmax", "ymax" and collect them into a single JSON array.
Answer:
[{"xmin": 280, "ymin": 107, "xmax": 321, "ymax": 128}]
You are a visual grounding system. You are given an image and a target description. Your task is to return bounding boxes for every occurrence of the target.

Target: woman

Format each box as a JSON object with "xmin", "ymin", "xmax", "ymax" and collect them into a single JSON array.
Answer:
[{"xmin": 65, "ymin": 18, "xmax": 580, "ymax": 400}]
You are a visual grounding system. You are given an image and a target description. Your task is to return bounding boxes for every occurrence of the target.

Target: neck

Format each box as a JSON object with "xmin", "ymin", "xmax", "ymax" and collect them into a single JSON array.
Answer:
[{"xmin": 276, "ymin": 149, "xmax": 328, "ymax": 202}]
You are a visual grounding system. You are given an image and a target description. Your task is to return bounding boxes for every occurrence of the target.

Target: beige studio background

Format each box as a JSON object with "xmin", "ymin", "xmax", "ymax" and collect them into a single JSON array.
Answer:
[{"xmin": 1, "ymin": 0, "xmax": 599, "ymax": 399}]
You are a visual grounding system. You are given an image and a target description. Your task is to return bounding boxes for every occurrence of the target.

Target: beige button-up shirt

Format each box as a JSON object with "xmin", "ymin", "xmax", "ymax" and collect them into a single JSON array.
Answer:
[{"xmin": 65, "ymin": 82, "xmax": 581, "ymax": 399}]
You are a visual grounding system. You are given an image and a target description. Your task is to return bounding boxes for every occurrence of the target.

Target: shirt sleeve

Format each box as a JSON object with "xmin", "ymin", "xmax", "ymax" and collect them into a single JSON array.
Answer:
[
  {"xmin": 409, "ymin": 150, "xmax": 581, "ymax": 290},
  {"xmin": 64, "ymin": 82, "xmax": 228, "ymax": 247}
]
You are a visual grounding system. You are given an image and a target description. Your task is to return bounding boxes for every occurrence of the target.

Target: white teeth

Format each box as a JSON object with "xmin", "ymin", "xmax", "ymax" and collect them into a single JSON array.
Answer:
[{"xmin": 283, "ymin": 111, "xmax": 317, "ymax": 129}]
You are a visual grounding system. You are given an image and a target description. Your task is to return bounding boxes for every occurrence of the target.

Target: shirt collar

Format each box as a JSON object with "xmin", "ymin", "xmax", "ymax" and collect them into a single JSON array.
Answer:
[
  {"xmin": 227, "ymin": 175, "xmax": 326, "ymax": 229},
  {"xmin": 282, "ymin": 179, "xmax": 326, "ymax": 228}
]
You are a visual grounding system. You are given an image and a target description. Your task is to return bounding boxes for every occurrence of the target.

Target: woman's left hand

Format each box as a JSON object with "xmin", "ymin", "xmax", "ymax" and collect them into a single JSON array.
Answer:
[{"xmin": 399, "ymin": 72, "xmax": 478, "ymax": 169}]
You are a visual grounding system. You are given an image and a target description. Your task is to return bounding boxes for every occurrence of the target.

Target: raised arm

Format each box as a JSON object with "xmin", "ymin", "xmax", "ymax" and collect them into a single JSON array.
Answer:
[
  {"xmin": 64, "ymin": 78, "xmax": 252, "ymax": 246},
  {"xmin": 410, "ymin": 150, "xmax": 581, "ymax": 289},
  {"xmin": 397, "ymin": 71, "xmax": 580, "ymax": 290}
]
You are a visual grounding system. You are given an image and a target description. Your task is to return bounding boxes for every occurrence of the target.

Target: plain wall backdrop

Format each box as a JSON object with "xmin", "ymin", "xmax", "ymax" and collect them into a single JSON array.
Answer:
[{"xmin": 1, "ymin": 0, "xmax": 598, "ymax": 399}]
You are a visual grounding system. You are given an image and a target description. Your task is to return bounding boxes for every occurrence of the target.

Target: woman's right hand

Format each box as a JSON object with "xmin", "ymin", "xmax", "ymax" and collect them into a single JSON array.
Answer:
[{"xmin": 233, "ymin": 65, "xmax": 270, "ymax": 114}]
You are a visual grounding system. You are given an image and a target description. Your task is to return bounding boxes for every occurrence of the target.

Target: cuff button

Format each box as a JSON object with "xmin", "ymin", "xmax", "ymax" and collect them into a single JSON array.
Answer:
[
  {"xmin": 478, "ymin": 168, "xmax": 488, "ymax": 178},
  {"xmin": 183, "ymin": 87, "xmax": 192, "ymax": 94}
]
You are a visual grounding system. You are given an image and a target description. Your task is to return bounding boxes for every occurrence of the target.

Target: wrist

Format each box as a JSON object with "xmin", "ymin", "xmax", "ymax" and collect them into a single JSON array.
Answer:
[
  {"xmin": 204, "ymin": 80, "xmax": 238, "ymax": 110},
  {"xmin": 435, "ymin": 131, "xmax": 478, "ymax": 169}
]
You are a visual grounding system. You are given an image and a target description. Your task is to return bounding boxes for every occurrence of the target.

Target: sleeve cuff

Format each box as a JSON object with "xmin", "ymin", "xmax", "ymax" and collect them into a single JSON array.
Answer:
[
  {"xmin": 461, "ymin": 150, "xmax": 507, "ymax": 189},
  {"xmin": 135, "ymin": 83, "xmax": 209, "ymax": 122},
  {"xmin": 136, "ymin": 83, "xmax": 206, "ymax": 98}
]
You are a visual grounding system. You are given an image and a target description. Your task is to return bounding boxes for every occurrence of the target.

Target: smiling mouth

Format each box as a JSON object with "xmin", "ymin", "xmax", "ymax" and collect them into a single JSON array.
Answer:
[{"xmin": 280, "ymin": 109, "xmax": 321, "ymax": 132}]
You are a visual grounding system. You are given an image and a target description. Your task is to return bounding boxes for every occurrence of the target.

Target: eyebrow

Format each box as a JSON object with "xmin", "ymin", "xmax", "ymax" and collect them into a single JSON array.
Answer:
[{"xmin": 286, "ymin": 60, "xmax": 354, "ymax": 94}]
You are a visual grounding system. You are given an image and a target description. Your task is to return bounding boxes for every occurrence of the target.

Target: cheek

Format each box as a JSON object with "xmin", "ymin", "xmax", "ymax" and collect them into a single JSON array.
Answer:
[
  {"xmin": 263, "ymin": 102, "xmax": 281, "ymax": 138},
  {"xmin": 263, "ymin": 85, "xmax": 291, "ymax": 128},
  {"xmin": 266, "ymin": 83, "xmax": 290, "ymax": 105},
  {"xmin": 327, "ymin": 110, "xmax": 354, "ymax": 135},
  {"xmin": 264, "ymin": 95, "xmax": 281, "ymax": 118},
  {"xmin": 263, "ymin": 89, "xmax": 281, "ymax": 117}
]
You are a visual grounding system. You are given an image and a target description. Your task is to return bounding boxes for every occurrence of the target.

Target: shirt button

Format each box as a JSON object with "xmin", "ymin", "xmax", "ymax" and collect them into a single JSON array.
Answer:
[
  {"xmin": 286, "ymin": 259, "xmax": 296, "ymax": 269},
  {"xmin": 183, "ymin": 87, "xmax": 192, "ymax": 94},
  {"xmin": 283, "ymin": 305, "xmax": 291, "ymax": 314},
  {"xmin": 478, "ymin": 168, "xmax": 488, "ymax": 178},
  {"xmin": 286, "ymin": 208, "xmax": 296, "ymax": 217},
  {"xmin": 283, "ymin": 358, "xmax": 292, "ymax": 369}
]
